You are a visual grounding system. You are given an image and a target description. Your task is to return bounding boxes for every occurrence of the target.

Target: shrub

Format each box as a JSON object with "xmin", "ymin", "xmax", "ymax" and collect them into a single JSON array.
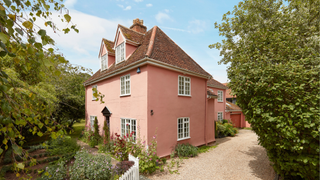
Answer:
[
  {"xmin": 174, "ymin": 143, "xmax": 198, "ymax": 157},
  {"xmin": 103, "ymin": 120, "xmax": 110, "ymax": 144},
  {"xmin": 3, "ymin": 148, "xmax": 12, "ymax": 164},
  {"xmin": 114, "ymin": 161, "xmax": 134, "ymax": 175},
  {"xmin": 98, "ymin": 140, "xmax": 114, "ymax": 153},
  {"xmin": 47, "ymin": 135, "xmax": 80, "ymax": 156},
  {"xmin": 38, "ymin": 161, "xmax": 67, "ymax": 180},
  {"xmin": 69, "ymin": 149, "xmax": 112, "ymax": 180},
  {"xmin": 222, "ymin": 119, "xmax": 229, "ymax": 124}
]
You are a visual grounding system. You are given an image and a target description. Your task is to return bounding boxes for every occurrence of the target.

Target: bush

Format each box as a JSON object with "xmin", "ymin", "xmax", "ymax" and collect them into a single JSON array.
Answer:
[
  {"xmin": 216, "ymin": 121, "xmax": 238, "ymax": 137},
  {"xmin": 3, "ymin": 148, "xmax": 12, "ymax": 165},
  {"xmin": 69, "ymin": 149, "xmax": 112, "ymax": 180},
  {"xmin": 47, "ymin": 135, "xmax": 80, "ymax": 156},
  {"xmin": 38, "ymin": 161, "xmax": 67, "ymax": 180},
  {"xmin": 174, "ymin": 143, "xmax": 198, "ymax": 157},
  {"xmin": 98, "ymin": 140, "xmax": 114, "ymax": 153},
  {"xmin": 222, "ymin": 119, "xmax": 229, "ymax": 124},
  {"xmin": 114, "ymin": 161, "xmax": 134, "ymax": 176},
  {"xmin": 103, "ymin": 120, "xmax": 110, "ymax": 144}
]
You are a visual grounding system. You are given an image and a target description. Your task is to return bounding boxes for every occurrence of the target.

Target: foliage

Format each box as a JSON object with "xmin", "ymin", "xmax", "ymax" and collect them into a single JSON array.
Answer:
[
  {"xmin": 98, "ymin": 140, "xmax": 114, "ymax": 153},
  {"xmin": 86, "ymin": 117, "xmax": 101, "ymax": 148},
  {"xmin": 174, "ymin": 143, "xmax": 199, "ymax": 157},
  {"xmin": 46, "ymin": 135, "xmax": 80, "ymax": 156},
  {"xmin": 38, "ymin": 161, "xmax": 67, "ymax": 180},
  {"xmin": 216, "ymin": 121, "xmax": 238, "ymax": 137},
  {"xmin": 114, "ymin": 161, "xmax": 134, "ymax": 176},
  {"xmin": 210, "ymin": 0, "xmax": 319, "ymax": 179},
  {"xmin": 0, "ymin": 0, "xmax": 80, "ymax": 172},
  {"xmin": 198, "ymin": 145, "xmax": 218, "ymax": 153},
  {"xmin": 69, "ymin": 149, "xmax": 112, "ymax": 180},
  {"xmin": 111, "ymin": 131, "xmax": 159, "ymax": 174}
]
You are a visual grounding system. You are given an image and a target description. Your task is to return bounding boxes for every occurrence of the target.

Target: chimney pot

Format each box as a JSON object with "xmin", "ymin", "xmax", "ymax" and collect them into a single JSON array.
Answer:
[{"xmin": 130, "ymin": 18, "xmax": 147, "ymax": 34}]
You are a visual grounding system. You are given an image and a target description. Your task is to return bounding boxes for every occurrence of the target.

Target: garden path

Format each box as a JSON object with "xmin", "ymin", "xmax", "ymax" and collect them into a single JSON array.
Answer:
[{"xmin": 147, "ymin": 129, "xmax": 275, "ymax": 180}]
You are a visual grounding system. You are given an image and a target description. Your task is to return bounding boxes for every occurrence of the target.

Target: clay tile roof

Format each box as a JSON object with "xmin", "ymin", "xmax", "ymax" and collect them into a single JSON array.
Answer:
[
  {"xmin": 223, "ymin": 83, "xmax": 236, "ymax": 98},
  {"xmin": 119, "ymin": 25, "xmax": 144, "ymax": 44},
  {"xmin": 226, "ymin": 101, "xmax": 242, "ymax": 111},
  {"xmin": 207, "ymin": 88, "xmax": 217, "ymax": 98},
  {"xmin": 207, "ymin": 78, "xmax": 228, "ymax": 89},
  {"xmin": 102, "ymin": 39, "xmax": 115, "ymax": 54},
  {"xmin": 84, "ymin": 26, "xmax": 212, "ymax": 85}
]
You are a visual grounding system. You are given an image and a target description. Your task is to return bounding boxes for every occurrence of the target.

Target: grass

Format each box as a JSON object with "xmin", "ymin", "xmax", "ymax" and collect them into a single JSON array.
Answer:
[
  {"xmin": 243, "ymin": 127, "xmax": 252, "ymax": 130},
  {"xmin": 69, "ymin": 119, "xmax": 85, "ymax": 139},
  {"xmin": 198, "ymin": 144, "xmax": 218, "ymax": 153}
]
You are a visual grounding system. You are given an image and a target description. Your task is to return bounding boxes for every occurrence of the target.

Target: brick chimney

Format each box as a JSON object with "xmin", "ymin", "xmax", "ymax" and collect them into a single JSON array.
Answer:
[{"xmin": 130, "ymin": 18, "xmax": 147, "ymax": 34}]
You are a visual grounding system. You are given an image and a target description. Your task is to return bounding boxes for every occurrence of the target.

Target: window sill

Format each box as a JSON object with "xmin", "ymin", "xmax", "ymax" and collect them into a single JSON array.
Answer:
[
  {"xmin": 92, "ymin": 99, "xmax": 98, "ymax": 101},
  {"xmin": 217, "ymin": 101, "xmax": 224, "ymax": 103},
  {"xmin": 120, "ymin": 94, "xmax": 131, "ymax": 97},
  {"xmin": 178, "ymin": 95, "xmax": 191, "ymax": 97},
  {"xmin": 177, "ymin": 137, "xmax": 190, "ymax": 141}
]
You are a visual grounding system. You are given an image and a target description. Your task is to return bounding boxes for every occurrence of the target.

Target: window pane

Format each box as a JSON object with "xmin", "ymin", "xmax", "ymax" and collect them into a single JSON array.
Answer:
[
  {"xmin": 121, "ymin": 119, "xmax": 125, "ymax": 136},
  {"xmin": 126, "ymin": 80, "xmax": 130, "ymax": 94}
]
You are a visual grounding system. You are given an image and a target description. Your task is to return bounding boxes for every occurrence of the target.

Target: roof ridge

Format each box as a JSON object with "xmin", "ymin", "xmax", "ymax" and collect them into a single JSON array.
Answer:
[
  {"xmin": 119, "ymin": 24, "xmax": 146, "ymax": 36},
  {"xmin": 146, "ymin": 26, "xmax": 157, "ymax": 57},
  {"xmin": 156, "ymin": 27, "xmax": 212, "ymax": 78}
]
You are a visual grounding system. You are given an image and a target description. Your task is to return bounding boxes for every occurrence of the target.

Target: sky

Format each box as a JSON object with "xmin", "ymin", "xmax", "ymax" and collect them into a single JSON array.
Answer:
[{"xmin": 46, "ymin": 0, "xmax": 242, "ymax": 83}]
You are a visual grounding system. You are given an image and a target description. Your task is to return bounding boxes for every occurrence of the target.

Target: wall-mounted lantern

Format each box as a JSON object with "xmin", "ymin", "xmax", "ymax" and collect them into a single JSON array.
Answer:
[
  {"xmin": 151, "ymin": 110, "xmax": 154, "ymax": 116},
  {"xmin": 137, "ymin": 67, "xmax": 141, "ymax": 73}
]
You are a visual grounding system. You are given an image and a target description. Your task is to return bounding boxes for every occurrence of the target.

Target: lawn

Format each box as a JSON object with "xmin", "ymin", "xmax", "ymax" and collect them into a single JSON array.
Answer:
[{"xmin": 69, "ymin": 119, "xmax": 85, "ymax": 139}]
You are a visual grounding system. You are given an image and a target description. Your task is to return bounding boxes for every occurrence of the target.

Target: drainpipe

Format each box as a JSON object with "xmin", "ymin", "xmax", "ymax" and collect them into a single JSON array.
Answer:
[{"xmin": 204, "ymin": 80, "xmax": 208, "ymax": 145}]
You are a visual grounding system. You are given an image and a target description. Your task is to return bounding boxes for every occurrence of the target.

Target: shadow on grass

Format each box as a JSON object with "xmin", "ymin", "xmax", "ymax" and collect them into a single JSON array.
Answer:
[{"xmin": 240, "ymin": 146, "xmax": 275, "ymax": 180}]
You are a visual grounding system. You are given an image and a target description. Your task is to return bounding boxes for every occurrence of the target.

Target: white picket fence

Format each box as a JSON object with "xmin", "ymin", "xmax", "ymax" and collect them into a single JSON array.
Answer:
[{"xmin": 119, "ymin": 154, "xmax": 139, "ymax": 180}]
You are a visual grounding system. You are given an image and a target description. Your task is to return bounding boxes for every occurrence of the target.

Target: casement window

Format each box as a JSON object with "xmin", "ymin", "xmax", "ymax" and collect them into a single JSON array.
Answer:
[
  {"xmin": 121, "ymin": 118, "xmax": 136, "ymax": 141},
  {"xmin": 116, "ymin": 42, "xmax": 125, "ymax": 64},
  {"xmin": 101, "ymin": 54, "xmax": 108, "ymax": 71},
  {"xmin": 178, "ymin": 76, "xmax": 191, "ymax": 96},
  {"xmin": 120, "ymin": 74, "xmax": 130, "ymax": 96},
  {"xmin": 177, "ymin": 117, "xmax": 190, "ymax": 140},
  {"xmin": 92, "ymin": 85, "xmax": 98, "ymax": 100},
  {"xmin": 218, "ymin": 90, "xmax": 223, "ymax": 102},
  {"xmin": 90, "ymin": 116, "xmax": 96, "ymax": 131},
  {"xmin": 218, "ymin": 112, "xmax": 223, "ymax": 121}
]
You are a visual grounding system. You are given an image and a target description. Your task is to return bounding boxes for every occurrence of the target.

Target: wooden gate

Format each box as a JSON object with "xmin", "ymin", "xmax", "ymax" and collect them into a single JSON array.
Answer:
[{"xmin": 230, "ymin": 114, "xmax": 241, "ymax": 127}]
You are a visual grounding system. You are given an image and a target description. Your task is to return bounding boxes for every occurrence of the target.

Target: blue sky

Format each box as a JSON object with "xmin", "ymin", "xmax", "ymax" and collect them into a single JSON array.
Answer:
[{"xmin": 48, "ymin": 0, "xmax": 242, "ymax": 83}]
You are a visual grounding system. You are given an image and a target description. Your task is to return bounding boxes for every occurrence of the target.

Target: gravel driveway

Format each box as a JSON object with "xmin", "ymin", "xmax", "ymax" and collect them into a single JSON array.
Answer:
[{"xmin": 147, "ymin": 129, "xmax": 275, "ymax": 180}]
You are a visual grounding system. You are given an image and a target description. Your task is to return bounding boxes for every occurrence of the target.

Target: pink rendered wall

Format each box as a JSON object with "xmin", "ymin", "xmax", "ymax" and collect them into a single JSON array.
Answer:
[
  {"xmin": 116, "ymin": 31, "xmax": 124, "ymax": 46},
  {"xmin": 85, "ymin": 66, "xmax": 148, "ymax": 141},
  {"xmin": 207, "ymin": 87, "xmax": 227, "ymax": 121},
  {"xmin": 207, "ymin": 99, "xmax": 216, "ymax": 143},
  {"xmin": 126, "ymin": 44, "xmax": 137, "ymax": 59},
  {"xmin": 146, "ymin": 65, "xmax": 208, "ymax": 157},
  {"xmin": 100, "ymin": 43, "xmax": 107, "ymax": 57},
  {"xmin": 108, "ymin": 55, "xmax": 115, "ymax": 67},
  {"xmin": 225, "ymin": 111, "xmax": 231, "ymax": 120}
]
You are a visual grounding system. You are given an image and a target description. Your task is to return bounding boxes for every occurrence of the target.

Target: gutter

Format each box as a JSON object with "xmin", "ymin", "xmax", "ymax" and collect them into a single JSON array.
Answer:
[{"xmin": 84, "ymin": 57, "xmax": 212, "ymax": 86}]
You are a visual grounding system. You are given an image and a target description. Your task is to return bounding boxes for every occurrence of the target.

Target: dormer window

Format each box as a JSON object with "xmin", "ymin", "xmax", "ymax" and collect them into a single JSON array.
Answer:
[
  {"xmin": 116, "ymin": 42, "xmax": 125, "ymax": 64},
  {"xmin": 101, "ymin": 54, "xmax": 108, "ymax": 71}
]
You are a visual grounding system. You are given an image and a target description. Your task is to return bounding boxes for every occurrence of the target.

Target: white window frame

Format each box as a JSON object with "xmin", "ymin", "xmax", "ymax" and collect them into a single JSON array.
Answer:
[
  {"xmin": 218, "ymin": 112, "xmax": 223, "ymax": 121},
  {"xmin": 120, "ymin": 74, "xmax": 130, "ymax": 96},
  {"xmin": 120, "ymin": 118, "xmax": 136, "ymax": 141},
  {"xmin": 90, "ymin": 116, "xmax": 96, "ymax": 131},
  {"xmin": 178, "ymin": 76, "xmax": 191, "ymax": 96},
  {"xmin": 116, "ymin": 42, "xmax": 125, "ymax": 64},
  {"xmin": 100, "ymin": 54, "xmax": 108, "ymax": 71},
  {"xmin": 92, "ymin": 85, "xmax": 97, "ymax": 100},
  {"xmin": 218, "ymin": 90, "xmax": 223, "ymax": 102},
  {"xmin": 177, "ymin": 117, "xmax": 190, "ymax": 141}
]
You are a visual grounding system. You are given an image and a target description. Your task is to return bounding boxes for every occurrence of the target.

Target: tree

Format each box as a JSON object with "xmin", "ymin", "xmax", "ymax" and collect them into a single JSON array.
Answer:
[
  {"xmin": 210, "ymin": 0, "xmax": 319, "ymax": 179},
  {"xmin": 0, "ymin": 0, "xmax": 78, "ymax": 170}
]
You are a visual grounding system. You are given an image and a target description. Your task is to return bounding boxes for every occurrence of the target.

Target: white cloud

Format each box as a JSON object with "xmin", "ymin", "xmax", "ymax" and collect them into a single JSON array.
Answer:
[
  {"xmin": 155, "ymin": 12, "xmax": 172, "ymax": 24},
  {"xmin": 146, "ymin": 3, "xmax": 152, "ymax": 7},
  {"xmin": 64, "ymin": 0, "xmax": 77, "ymax": 8},
  {"xmin": 164, "ymin": 9, "xmax": 169, "ymax": 13},
  {"xmin": 188, "ymin": 19, "xmax": 207, "ymax": 34},
  {"xmin": 161, "ymin": 26, "xmax": 188, "ymax": 32},
  {"xmin": 118, "ymin": 4, "xmax": 131, "ymax": 10},
  {"xmin": 37, "ymin": 9, "xmax": 131, "ymax": 71},
  {"xmin": 124, "ymin": 6, "xmax": 132, "ymax": 10},
  {"xmin": 134, "ymin": 0, "xmax": 143, "ymax": 2}
]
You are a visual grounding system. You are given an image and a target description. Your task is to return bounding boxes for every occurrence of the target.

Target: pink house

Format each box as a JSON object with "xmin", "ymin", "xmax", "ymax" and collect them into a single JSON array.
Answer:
[{"xmin": 84, "ymin": 19, "xmax": 227, "ymax": 157}]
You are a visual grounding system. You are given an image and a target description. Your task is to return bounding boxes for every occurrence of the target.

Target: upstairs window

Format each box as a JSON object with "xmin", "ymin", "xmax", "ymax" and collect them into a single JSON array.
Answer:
[
  {"xmin": 178, "ymin": 117, "xmax": 190, "ymax": 140},
  {"xmin": 116, "ymin": 42, "xmax": 125, "ymax": 64},
  {"xmin": 218, "ymin": 90, "xmax": 223, "ymax": 102},
  {"xmin": 120, "ymin": 74, "xmax": 130, "ymax": 96},
  {"xmin": 92, "ymin": 85, "xmax": 97, "ymax": 100},
  {"xmin": 178, "ymin": 76, "xmax": 191, "ymax": 96},
  {"xmin": 101, "ymin": 54, "xmax": 108, "ymax": 71}
]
